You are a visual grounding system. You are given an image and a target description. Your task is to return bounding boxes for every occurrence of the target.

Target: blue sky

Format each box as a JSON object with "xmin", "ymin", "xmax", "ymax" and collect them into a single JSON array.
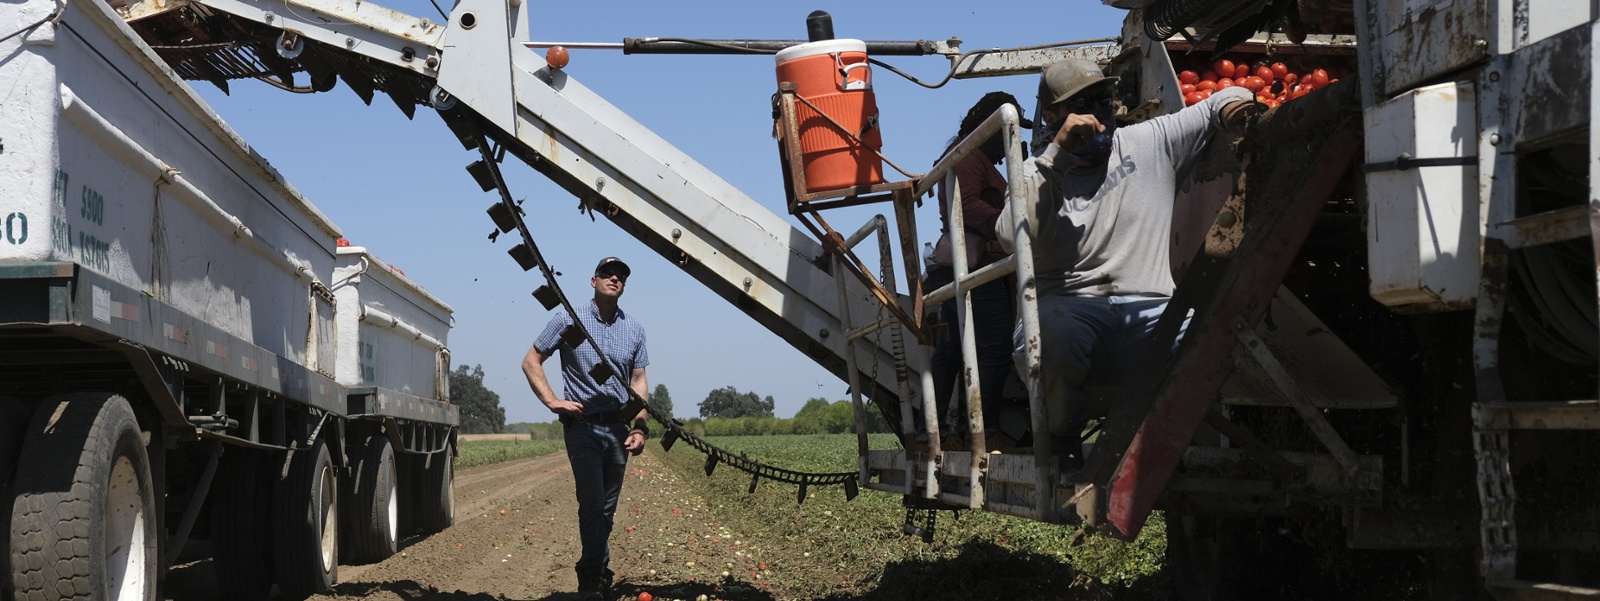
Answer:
[{"xmin": 195, "ymin": 0, "xmax": 1126, "ymax": 423}]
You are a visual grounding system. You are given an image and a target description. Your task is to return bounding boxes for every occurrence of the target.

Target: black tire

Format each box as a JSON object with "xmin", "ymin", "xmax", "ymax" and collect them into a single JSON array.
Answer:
[
  {"xmin": 8, "ymin": 393, "xmax": 158, "ymax": 601},
  {"xmin": 210, "ymin": 447, "xmax": 276, "ymax": 601},
  {"xmin": 0, "ymin": 396, "xmax": 29, "ymax": 601},
  {"xmin": 273, "ymin": 435, "xmax": 338, "ymax": 599},
  {"xmin": 343, "ymin": 435, "xmax": 398, "ymax": 564},
  {"xmin": 415, "ymin": 441, "xmax": 455, "ymax": 534}
]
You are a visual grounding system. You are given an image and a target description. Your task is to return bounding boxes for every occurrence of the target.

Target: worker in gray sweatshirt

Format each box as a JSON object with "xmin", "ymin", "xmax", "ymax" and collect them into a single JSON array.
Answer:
[{"xmin": 998, "ymin": 59, "xmax": 1257, "ymax": 466}]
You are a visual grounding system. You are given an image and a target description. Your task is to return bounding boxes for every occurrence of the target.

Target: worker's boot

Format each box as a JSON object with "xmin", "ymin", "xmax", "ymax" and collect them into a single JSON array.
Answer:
[
  {"xmin": 599, "ymin": 567, "xmax": 615, "ymax": 599},
  {"xmin": 576, "ymin": 570, "xmax": 604, "ymax": 601}
]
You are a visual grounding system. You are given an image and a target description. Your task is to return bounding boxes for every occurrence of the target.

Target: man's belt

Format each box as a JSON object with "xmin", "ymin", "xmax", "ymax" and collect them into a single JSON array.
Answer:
[{"xmin": 560, "ymin": 410, "xmax": 629, "ymax": 425}]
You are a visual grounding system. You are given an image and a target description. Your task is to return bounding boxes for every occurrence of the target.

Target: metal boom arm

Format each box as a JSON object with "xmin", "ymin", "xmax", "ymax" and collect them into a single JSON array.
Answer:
[{"xmin": 179, "ymin": 0, "xmax": 924, "ymax": 410}]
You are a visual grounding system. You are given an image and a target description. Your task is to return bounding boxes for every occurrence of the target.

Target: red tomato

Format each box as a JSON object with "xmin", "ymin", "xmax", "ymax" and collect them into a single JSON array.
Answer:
[
  {"xmin": 1307, "ymin": 68, "xmax": 1330, "ymax": 88},
  {"xmin": 1184, "ymin": 91, "xmax": 1206, "ymax": 106},
  {"xmin": 1196, "ymin": 80, "xmax": 1216, "ymax": 91},
  {"xmin": 1197, "ymin": 89, "xmax": 1212, "ymax": 100},
  {"xmin": 1199, "ymin": 70, "xmax": 1219, "ymax": 82},
  {"xmin": 1217, "ymin": 77, "xmax": 1234, "ymax": 89},
  {"xmin": 1240, "ymin": 76, "xmax": 1266, "ymax": 92},
  {"xmin": 1263, "ymin": 99, "xmax": 1280, "ymax": 109},
  {"xmin": 1178, "ymin": 70, "xmax": 1200, "ymax": 85},
  {"xmin": 1233, "ymin": 64, "xmax": 1251, "ymax": 79},
  {"xmin": 1282, "ymin": 72, "xmax": 1298, "ymax": 86},
  {"xmin": 1254, "ymin": 65, "xmax": 1275, "ymax": 84},
  {"xmin": 1213, "ymin": 59, "xmax": 1235, "ymax": 77},
  {"xmin": 639, "ymin": 593, "xmax": 653, "ymax": 601},
  {"xmin": 1271, "ymin": 62, "xmax": 1289, "ymax": 78},
  {"xmin": 1180, "ymin": 83, "xmax": 1197, "ymax": 94}
]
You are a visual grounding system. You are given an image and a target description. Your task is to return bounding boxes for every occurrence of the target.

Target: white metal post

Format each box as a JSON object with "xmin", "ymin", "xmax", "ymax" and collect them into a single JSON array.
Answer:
[
  {"xmin": 999, "ymin": 105, "xmax": 1054, "ymax": 521},
  {"xmin": 835, "ymin": 256, "xmax": 870, "ymax": 490},
  {"xmin": 945, "ymin": 166, "xmax": 988, "ymax": 509}
]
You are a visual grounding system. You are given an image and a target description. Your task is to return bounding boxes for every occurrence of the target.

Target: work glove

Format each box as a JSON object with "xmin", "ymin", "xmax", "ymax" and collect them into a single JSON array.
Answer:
[{"xmin": 1220, "ymin": 100, "xmax": 1264, "ymax": 136}]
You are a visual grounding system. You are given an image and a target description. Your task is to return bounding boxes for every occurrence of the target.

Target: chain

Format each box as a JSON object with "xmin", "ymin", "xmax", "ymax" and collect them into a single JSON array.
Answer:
[
  {"xmin": 467, "ymin": 120, "xmax": 863, "ymax": 503},
  {"xmin": 901, "ymin": 506, "xmax": 936, "ymax": 543},
  {"xmin": 652, "ymin": 406, "xmax": 858, "ymax": 501},
  {"xmin": 901, "ymin": 495, "xmax": 961, "ymax": 542},
  {"xmin": 867, "ymin": 296, "xmax": 887, "ymax": 409},
  {"xmin": 1471, "ymin": 414, "xmax": 1517, "ymax": 580}
]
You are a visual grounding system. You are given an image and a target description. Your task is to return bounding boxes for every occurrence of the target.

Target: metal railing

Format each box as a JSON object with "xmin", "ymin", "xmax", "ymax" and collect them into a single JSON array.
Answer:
[{"xmin": 912, "ymin": 103, "xmax": 1052, "ymax": 518}]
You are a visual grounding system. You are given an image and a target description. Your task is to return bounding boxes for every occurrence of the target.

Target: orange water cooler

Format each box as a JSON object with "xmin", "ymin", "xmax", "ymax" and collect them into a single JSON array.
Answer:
[{"xmin": 775, "ymin": 39, "xmax": 884, "ymax": 193}]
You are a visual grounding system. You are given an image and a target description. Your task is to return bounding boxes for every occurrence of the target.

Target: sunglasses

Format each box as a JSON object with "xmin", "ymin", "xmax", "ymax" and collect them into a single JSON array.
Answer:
[
  {"xmin": 595, "ymin": 269, "xmax": 628, "ymax": 282},
  {"xmin": 1055, "ymin": 94, "xmax": 1113, "ymax": 115}
]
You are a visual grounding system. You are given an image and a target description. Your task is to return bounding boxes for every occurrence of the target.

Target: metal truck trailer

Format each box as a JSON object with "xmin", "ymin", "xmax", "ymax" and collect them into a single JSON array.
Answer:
[{"xmin": 0, "ymin": 0, "xmax": 460, "ymax": 598}]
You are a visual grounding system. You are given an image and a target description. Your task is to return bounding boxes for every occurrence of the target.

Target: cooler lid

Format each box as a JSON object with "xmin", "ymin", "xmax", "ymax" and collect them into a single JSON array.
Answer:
[{"xmin": 775, "ymin": 39, "xmax": 866, "ymax": 64}]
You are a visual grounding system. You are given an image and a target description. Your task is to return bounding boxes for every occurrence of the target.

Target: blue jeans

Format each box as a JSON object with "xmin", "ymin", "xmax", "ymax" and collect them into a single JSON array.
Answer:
[
  {"xmin": 563, "ymin": 420, "xmax": 629, "ymax": 575},
  {"xmin": 1018, "ymin": 294, "xmax": 1189, "ymax": 449},
  {"xmin": 927, "ymin": 265, "xmax": 1014, "ymax": 434}
]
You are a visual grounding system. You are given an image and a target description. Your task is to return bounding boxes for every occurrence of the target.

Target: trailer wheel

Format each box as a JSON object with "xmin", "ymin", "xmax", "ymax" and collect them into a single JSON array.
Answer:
[
  {"xmin": 8, "ymin": 393, "xmax": 158, "ymax": 601},
  {"xmin": 210, "ymin": 447, "xmax": 275, "ymax": 600},
  {"xmin": 273, "ymin": 435, "xmax": 337, "ymax": 599},
  {"xmin": 344, "ymin": 435, "xmax": 398, "ymax": 563},
  {"xmin": 0, "ymin": 396, "xmax": 29, "ymax": 601},
  {"xmin": 416, "ymin": 441, "xmax": 454, "ymax": 533}
]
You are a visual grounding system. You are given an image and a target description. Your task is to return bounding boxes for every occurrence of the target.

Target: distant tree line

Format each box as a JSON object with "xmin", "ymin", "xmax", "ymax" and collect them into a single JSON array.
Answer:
[
  {"xmin": 687, "ymin": 386, "xmax": 892, "ymax": 436},
  {"xmin": 678, "ymin": 397, "xmax": 894, "ymax": 437},
  {"xmin": 516, "ymin": 384, "xmax": 893, "ymax": 440},
  {"xmin": 451, "ymin": 364, "xmax": 506, "ymax": 434}
]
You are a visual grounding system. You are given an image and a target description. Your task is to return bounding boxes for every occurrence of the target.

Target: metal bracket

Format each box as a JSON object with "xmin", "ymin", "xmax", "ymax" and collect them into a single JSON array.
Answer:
[
  {"xmin": 1232, "ymin": 317, "xmax": 1364, "ymax": 478},
  {"xmin": 115, "ymin": 341, "xmax": 190, "ymax": 428},
  {"xmin": 1362, "ymin": 152, "xmax": 1478, "ymax": 173}
]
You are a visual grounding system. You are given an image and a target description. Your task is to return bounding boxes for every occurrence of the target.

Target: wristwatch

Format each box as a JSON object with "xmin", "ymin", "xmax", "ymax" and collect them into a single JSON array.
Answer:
[{"xmin": 631, "ymin": 421, "xmax": 649, "ymax": 436}]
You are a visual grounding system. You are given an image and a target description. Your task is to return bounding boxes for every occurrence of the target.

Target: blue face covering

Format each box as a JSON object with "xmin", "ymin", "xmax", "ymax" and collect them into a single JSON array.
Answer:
[{"xmin": 1070, "ymin": 103, "xmax": 1118, "ymax": 163}]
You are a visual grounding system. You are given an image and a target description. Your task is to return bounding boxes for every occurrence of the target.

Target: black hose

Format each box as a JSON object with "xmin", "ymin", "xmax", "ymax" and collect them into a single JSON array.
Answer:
[{"xmin": 1144, "ymin": 0, "xmax": 1218, "ymax": 41}]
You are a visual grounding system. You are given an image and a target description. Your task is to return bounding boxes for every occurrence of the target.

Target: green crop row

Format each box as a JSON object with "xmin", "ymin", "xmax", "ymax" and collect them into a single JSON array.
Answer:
[
  {"xmin": 456, "ymin": 438, "xmax": 565, "ymax": 469},
  {"xmin": 651, "ymin": 434, "xmax": 1168, "ymax": 599}
]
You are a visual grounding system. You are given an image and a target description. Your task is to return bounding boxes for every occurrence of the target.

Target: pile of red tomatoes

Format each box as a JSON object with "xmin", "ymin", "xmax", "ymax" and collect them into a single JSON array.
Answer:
[{"xmin": 1177, "ymin": 56, "xmax": 1347, "ymax": 108}]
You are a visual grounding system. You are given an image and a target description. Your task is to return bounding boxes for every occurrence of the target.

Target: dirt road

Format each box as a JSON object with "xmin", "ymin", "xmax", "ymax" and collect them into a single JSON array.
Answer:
[{"xmin": 169, "ymin": 449, "xmax": 773, "ymax": 601}]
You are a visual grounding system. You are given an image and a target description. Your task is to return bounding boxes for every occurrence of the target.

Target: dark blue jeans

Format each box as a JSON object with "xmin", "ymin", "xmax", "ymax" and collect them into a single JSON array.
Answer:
[
  {"xmin": 927, "ymin": 265, "xmax": 1015, "ymax": 435},
  {"xmin": 1023, "ymin": 294, "xmax": 1189, "ymax": 453},
  {"xmin": 563, "ymin": 420, "xmax": 629, "ymax": 575}
]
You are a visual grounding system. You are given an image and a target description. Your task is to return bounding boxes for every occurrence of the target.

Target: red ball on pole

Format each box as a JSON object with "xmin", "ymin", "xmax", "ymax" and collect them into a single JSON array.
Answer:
[{"xmin": 546, "ymin": 45, "xmax": 570, "ymax": 69}]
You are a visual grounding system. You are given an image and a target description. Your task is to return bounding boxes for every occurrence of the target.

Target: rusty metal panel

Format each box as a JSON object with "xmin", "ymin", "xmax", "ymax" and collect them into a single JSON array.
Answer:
[
  {"xmin": 1174, "ymin": 447, "xmax": 1381, "ymax": 504},
  {"xmin": 1515, "ymin": 25, "xmax": 1591, "ymax": 148},
  {"xmin": 950, "ymin": 43, "xmax": 1119, "ymax": 80},
  {"xmin": 1474, "ymin": 401, "xmax": 1600, "ymax": 430},
  {"xmin": 1368, "ymin": 0, "xmax": 1491, "ymax": 97}
]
